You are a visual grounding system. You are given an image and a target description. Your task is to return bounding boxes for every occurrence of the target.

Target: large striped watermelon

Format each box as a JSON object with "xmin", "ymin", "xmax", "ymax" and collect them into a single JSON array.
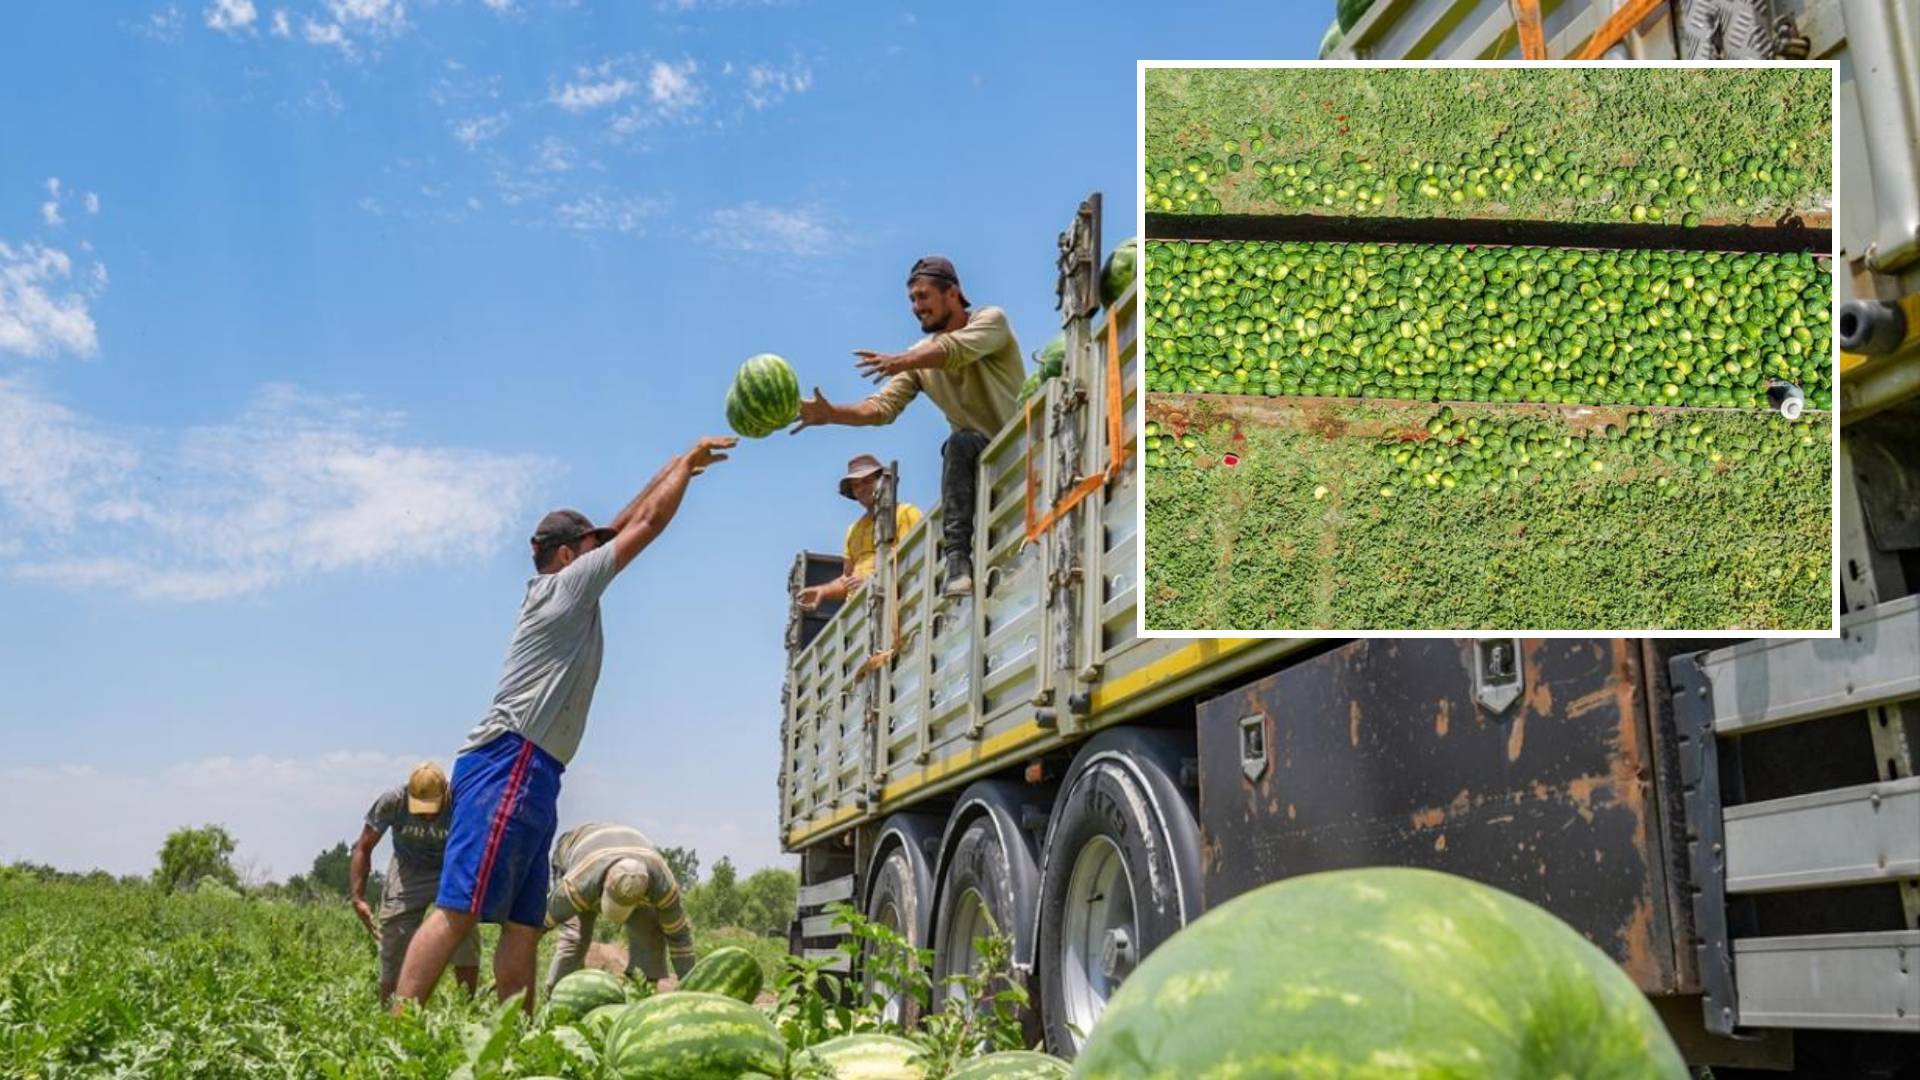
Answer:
[
  {"xmin": 793, "ymin": 1033, "xmax": 928, "ymax": 1078},
  {"xmin": 547, "ymin": 968, "xmax": 627, "ymax": 1022},
  {"xmin": 602, "ymin": 991, "xmax": 787, "ymax": 1080},
  {"xmin": 726, "ymin": 353, "xmax": 800, "ymax": 438},
  {"xmin": 680, "ymin": 945, "xmax": 766, "ymax": 1003},
  {"xmin": 1070, "ymin": 868, "xmax": 1686, "ymax": 1079},
  {"xmin": 578, "ymin": 1001, "xmax": 629, "ymax": 1043},
  {"xmin": 949, "ymin": 1051, "xmax": 1069, "ymax": 1079}
]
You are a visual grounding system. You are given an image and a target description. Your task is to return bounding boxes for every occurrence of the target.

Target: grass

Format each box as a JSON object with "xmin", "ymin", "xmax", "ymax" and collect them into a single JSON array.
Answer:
[
  {"xmin": 1143, "ymin": 401, "xmax": 1831, "ymax": 631},
  {"xmin": 1143, "ymin": 67, "xmax": 1832, "ymax": 224}
]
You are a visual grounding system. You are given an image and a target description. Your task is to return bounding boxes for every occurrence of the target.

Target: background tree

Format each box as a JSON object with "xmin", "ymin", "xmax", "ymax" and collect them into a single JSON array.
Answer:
[
  {"xmin": 659, "ymin": 845, "xmax": 700, "ymax": 889},
  {"xmin": 155, "ymin": 825, "xmax": 239, "ymax": 894},
  {"xmin": 688, "ymin": 856, "xmax": 742, "ymax": 930},
  {"xmin": 737, "ymin": 867, "xmax": 799, "ymax": 935},
  {"xmin": 308, "ymin": 842, "xmax": 352, "ymax": 897}
]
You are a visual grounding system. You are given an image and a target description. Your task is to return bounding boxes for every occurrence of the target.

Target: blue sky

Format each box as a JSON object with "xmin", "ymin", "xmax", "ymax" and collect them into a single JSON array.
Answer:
[{"xmin": 0, "ymin": 1, "xmax": 1317, "ymax": 882}]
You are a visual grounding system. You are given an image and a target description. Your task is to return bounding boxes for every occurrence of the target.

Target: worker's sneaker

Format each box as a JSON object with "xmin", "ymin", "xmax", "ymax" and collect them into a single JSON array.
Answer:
[{"xmin": 943, "ymin": 555, "xmax": 974, "ymax": 598}]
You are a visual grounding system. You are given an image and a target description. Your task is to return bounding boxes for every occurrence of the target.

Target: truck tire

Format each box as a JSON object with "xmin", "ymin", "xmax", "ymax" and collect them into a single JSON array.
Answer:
[
  {"xmin": 1036, "ymin": 728, "xmax": 1204, "ymax": 1058},
  {"xmin": 931, "ymin": 810, "xmax": 1043, "ymax": 1043},
  {"xmin": 863, "ymin": 813, "xmax": 940, "ymax": 1027}
]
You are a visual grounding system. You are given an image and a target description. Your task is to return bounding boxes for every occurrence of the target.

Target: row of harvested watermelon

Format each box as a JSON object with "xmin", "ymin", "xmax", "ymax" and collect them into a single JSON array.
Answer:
[{"xmin": 544, "ymin": 948, "xmax": 1069, "ymax": 1079}]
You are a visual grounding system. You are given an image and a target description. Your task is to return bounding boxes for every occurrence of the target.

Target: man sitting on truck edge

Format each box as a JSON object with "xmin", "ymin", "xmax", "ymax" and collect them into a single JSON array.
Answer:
[
  {"xmin": 541, "ymin": 821, "xmax": 698, "ymax": 994},
  {"xmin": 391, "ymin": 434, "xmax": 735, "ymax": 1013},
  {"xmin": 790, "ymin": 255, "xmax": 1022, "ymax": 598},
  {"xmin": 796, "ymin": 453, "xmax": 923, "ymax": 612},
  {"xmin": 350, "ymin": 762, "xmax": 481, "ymax": 1004}
]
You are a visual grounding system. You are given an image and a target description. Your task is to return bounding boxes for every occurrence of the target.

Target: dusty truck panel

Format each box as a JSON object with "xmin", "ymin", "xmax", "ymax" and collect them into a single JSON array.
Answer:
[{"xmin": 1197, "ymin": 638, "xmax": 1684, "ymax": 992}]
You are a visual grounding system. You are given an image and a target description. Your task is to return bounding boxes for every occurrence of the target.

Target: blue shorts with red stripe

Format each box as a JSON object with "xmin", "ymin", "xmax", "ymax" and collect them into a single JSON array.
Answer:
[{"xmin": 436, "ymin": 732, "xmax": 564, "ymax": 927}]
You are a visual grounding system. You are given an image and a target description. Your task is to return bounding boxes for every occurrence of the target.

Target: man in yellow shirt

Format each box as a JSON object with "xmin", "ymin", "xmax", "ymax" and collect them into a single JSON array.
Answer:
[
  {"xmin": 797, "ymin": 453, "xmax": 922, "ymax": 612},
  {"xmin": 791, "ymin": 256, "xmax": 1021, "ymax": 597}
]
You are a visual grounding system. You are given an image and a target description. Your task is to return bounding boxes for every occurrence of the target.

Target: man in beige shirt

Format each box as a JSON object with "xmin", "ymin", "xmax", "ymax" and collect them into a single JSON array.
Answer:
[{"xmin": 792, "ymin": 256, "xmax": 1022, "ymax": 596}]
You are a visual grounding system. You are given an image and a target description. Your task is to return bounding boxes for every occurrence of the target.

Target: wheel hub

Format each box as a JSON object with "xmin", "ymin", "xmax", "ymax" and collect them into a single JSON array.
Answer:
[{"xmin": 1100, "ymin": 926, "xmax": 1133, "ymax": 980}]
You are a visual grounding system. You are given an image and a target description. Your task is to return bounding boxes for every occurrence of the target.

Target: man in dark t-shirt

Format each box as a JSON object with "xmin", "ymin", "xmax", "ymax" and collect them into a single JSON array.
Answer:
[{"xmin": 351, "ymin": 762, "xmax": 480, "ymax": 1003}]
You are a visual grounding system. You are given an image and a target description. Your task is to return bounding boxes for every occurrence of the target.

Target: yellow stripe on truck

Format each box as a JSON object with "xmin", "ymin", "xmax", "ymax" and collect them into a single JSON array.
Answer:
[{"xmin": 1089, "ymin": 637, "xmax": 1261, "ymax": 712}]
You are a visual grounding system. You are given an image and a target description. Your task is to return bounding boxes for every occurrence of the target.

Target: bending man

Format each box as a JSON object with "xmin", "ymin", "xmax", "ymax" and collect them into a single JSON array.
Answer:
[
  {"xmin": 543, "ymin": 822, "xmax": 697, "ymax": 993},
  {"xmin": 392, "ymin": 434, "xmax": 734, "ymax": 1011}
]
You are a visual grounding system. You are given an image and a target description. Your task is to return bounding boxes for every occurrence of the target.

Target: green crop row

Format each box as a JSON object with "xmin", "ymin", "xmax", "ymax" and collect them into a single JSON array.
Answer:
[
  {"xmin": 1142, "ymin": 406, "xmax": 1831, "ymax": 632},
  {"xmin": 1143, "ymin": 240, "xmax": 1831, "ymax": 410},
  {"xmin": 1143, "ymin": 67, "xmax": 1831, "ymax": 224}
]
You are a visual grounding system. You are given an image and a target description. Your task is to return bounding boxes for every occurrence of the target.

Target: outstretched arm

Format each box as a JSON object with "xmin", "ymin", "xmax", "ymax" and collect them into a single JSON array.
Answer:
[
  {"xmin": 609, "ymin": 435, "xmax": 735, "ymax": 572},
  {"xmin": 790, "ymin": 385, "xmax": 893, "ymax": 434}
]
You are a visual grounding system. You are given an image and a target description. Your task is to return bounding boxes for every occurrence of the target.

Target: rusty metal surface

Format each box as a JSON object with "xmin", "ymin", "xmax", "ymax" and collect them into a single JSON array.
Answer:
[{"xmin": 1197, "ymin": 637, "xmax": 1681, "ymax": 992}]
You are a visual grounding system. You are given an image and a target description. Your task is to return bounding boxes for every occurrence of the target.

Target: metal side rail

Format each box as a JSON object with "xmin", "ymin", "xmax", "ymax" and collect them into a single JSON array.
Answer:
[
  {"xmin": 1693, "ymin": 595, "xmax": 1920, "ymax": 736},
  {"xmin": 794, "ymin": 874, "xmax": 855, "ymax": 973}
]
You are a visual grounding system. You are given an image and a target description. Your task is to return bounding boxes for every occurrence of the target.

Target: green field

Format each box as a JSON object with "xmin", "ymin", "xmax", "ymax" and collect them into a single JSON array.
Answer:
[
  {"xmin": 1143, "ymin": 401, "xmax": 1831, "ymax": 631},
  {"xmin": 1144, "ymin": 67, "xmax": 1832, "ymax": 223},
  {"xmin": 0, "ymin": 872, "xmax": 784, "ymax": 1079}
]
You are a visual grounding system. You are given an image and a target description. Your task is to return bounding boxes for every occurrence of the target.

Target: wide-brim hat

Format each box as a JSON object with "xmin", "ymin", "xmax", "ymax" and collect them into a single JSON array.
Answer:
[{"xmin": 838, "ymin": 454, "xmax": 885, "ymax": 500}]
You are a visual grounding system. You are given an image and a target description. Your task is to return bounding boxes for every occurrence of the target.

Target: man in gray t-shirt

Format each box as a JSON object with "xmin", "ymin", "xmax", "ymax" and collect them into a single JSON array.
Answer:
[
  {"xmin": 393, "ymin": 434, "xmax": 735, "ymax": 1013},
  {"xmin": 350, "ymin": 762, "xmax": 480, "ymax": 1003}
]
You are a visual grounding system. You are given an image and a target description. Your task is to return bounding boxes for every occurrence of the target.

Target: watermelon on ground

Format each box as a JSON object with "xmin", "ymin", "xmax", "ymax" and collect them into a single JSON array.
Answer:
[
  {"xmin": 546, "ymin": 968, "xmax": 627, "ymax": 1022},
  {"xmin": 680, "ymin": 945, "xmax": 765, "ymax": 1003},
  {"xmin": 577, "ymin": 1001, "xmax": 629, "ymax": 1043},
  {"xmin": 1099, "ymin": 238, "xmax": 1137, "ymax": 308},
  {"xmin": 726, "ymin": 353, "xmax": 801, "ymax": 439},
  {"xmin": 949, "ymin": 1050, "xmax": 1070, "ymax": 1079},
  {"xmin": 1070, "ymin": 867, "xmax": 1686, "ymax": 1079},
  {"xmin": 602, "ymin": 991, "xmax": 786, "ymax": 1080},
  {"xmin": 793, "ymin": 1032, "xmax": 928, "ymax": 1078}
]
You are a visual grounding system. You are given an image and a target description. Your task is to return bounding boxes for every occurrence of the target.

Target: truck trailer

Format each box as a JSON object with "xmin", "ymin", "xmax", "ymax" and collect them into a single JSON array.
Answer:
[{"xmin": 776, "ymin": 7, "xmax": 1920, "ymax": 1071}]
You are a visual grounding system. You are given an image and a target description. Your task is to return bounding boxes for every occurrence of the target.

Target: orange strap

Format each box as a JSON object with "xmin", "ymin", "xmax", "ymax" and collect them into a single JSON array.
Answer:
[
  {"xmin": 1024, "ymin": 314, "xmax": 1127, "ymax": 545},
  {"xmin": 1510, "ymin": 0, "xmax": 1548, "ymax": 58},
  {"xmin": 1569, "ymin": 0, "xmax": 1664, "ymax": 59}
]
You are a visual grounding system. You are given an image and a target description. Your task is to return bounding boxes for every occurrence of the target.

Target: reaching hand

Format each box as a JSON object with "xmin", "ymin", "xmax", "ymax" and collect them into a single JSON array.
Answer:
[
  {"xmin": 353, "ymin": 898, "xmax": 378, "ymax": 939},
  {"xmin": 853, "ymin": 349, "xmax": 909, "ymax": 382},
  {"xmin": 790, "ymin": 387, "xmax": 835, "ymax": 434},
  {"xmin": 687, "ymin": 435, "xmax": 737, "ymax": 475},
  {"xmin": 796, "ymin": 586, "xmax": 823, "ymax": 612}
]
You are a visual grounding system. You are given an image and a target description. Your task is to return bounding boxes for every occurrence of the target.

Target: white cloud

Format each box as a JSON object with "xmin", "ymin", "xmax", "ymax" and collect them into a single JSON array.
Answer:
[
  {"xmin": 700, "ymin": 202, "xmax": 837, "ymax": 257},
  {"xmin": 648, "ymin": 58, "xmax": 701, "ymax": 114},
  {"xmin": 452, "ymin": 111, "xmax": 508, "ymax": 147},
  {"xmin": 305, "ymin": 79, "xmax": 345, "ymax": 113},
  {"xmin": 204, "ymin": 0, "xmax": 258, "ymax": 33},
  {"xmin": 553, "ymin": 192, "xmax": 666, "ymax": 234},
  {"xmin": 742, "ymin": 59, "xmax": 810, "ymax": 110},
  {"xmin": 0, "ymin": 242, "xmax": 101, "ymax": 358},
  {"xmin": 0, "ymin": 381, "xmax": 548, "ymax": 601},
  {"xmin": 84, "ymin": 192, "xmax": 101, "ymax": 215},
  {"xmin": 136, "ymin": 6, "xmax": 187, "ymax": 41},
  {"xmin": 325, "ymin": 0, "xmax": 405, "ymax": 33},
  {"xmin": 551, "ymin": 65, "xmax": 638, "ymax": 112},
  {"xmin": 40, "ymin": 202, "xmax": 62, "ymax": 228},
  {"xmin": 533, "ymin": 136, "xmax": 577, "ymax": 173},
  {"xmin": 480, "ymin": 0, "xmax": 515, "ymax": 10},
  {"xmin": 301, "ymin": 17, "xmax": 352, "ymax": 55},
  {"xmin": 269, "ymin": 8, "xmax": 292, "ymax": 36}
]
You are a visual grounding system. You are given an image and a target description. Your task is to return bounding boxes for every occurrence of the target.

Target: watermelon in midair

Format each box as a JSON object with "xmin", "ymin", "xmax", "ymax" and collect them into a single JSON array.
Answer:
[
  {"xmin": 726, "ymin": 353, "xmax": 801, "ymax": 439},
  {"xmin": 679, "ymin": 945, "xmax": 765, "ymax": 1003},
  {"xmin": 1071, "ymin": 867, "xmax": 1687, "ymax": 1079},
  {"xmin": 1318, "ymin": 18, "xmax": 1344, "ymax": 57}
]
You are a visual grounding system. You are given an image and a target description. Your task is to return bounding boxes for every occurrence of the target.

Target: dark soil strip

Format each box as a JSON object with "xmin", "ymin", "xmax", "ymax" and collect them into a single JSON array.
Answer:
[{"xmin": 1144, "ymin": 211, "xmax": 1831, "ymax": 255}]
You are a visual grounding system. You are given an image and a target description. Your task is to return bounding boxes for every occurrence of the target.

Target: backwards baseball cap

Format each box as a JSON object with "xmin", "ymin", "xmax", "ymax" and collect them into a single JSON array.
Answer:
[
  {"xmin": 600, "ymin": 857, "xmax": 650, "ymax": 925},
  {"xmin": 531, "ymin": 509, "xmax": 617, "ymax": 552},
  {"xmin": 406, "ymin": 761, "xmax": 449, "ymax": 815},
  {"xmin": 907, "ymin": 255, "xmax": 968, "ymax": 307},
  {"xmin": 838, "ymin": 454, "xmax": 885, "ymax": 500}
]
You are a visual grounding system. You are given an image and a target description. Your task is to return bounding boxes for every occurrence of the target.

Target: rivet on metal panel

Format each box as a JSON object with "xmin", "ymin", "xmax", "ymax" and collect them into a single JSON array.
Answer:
[
  {"xmin": 1239, "ymin": 715, "xmax": 1269, "ymax": 782},
  {"xmin": 1474, "ymin": 639, "xmax": 1524, "ymax": 714}
]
